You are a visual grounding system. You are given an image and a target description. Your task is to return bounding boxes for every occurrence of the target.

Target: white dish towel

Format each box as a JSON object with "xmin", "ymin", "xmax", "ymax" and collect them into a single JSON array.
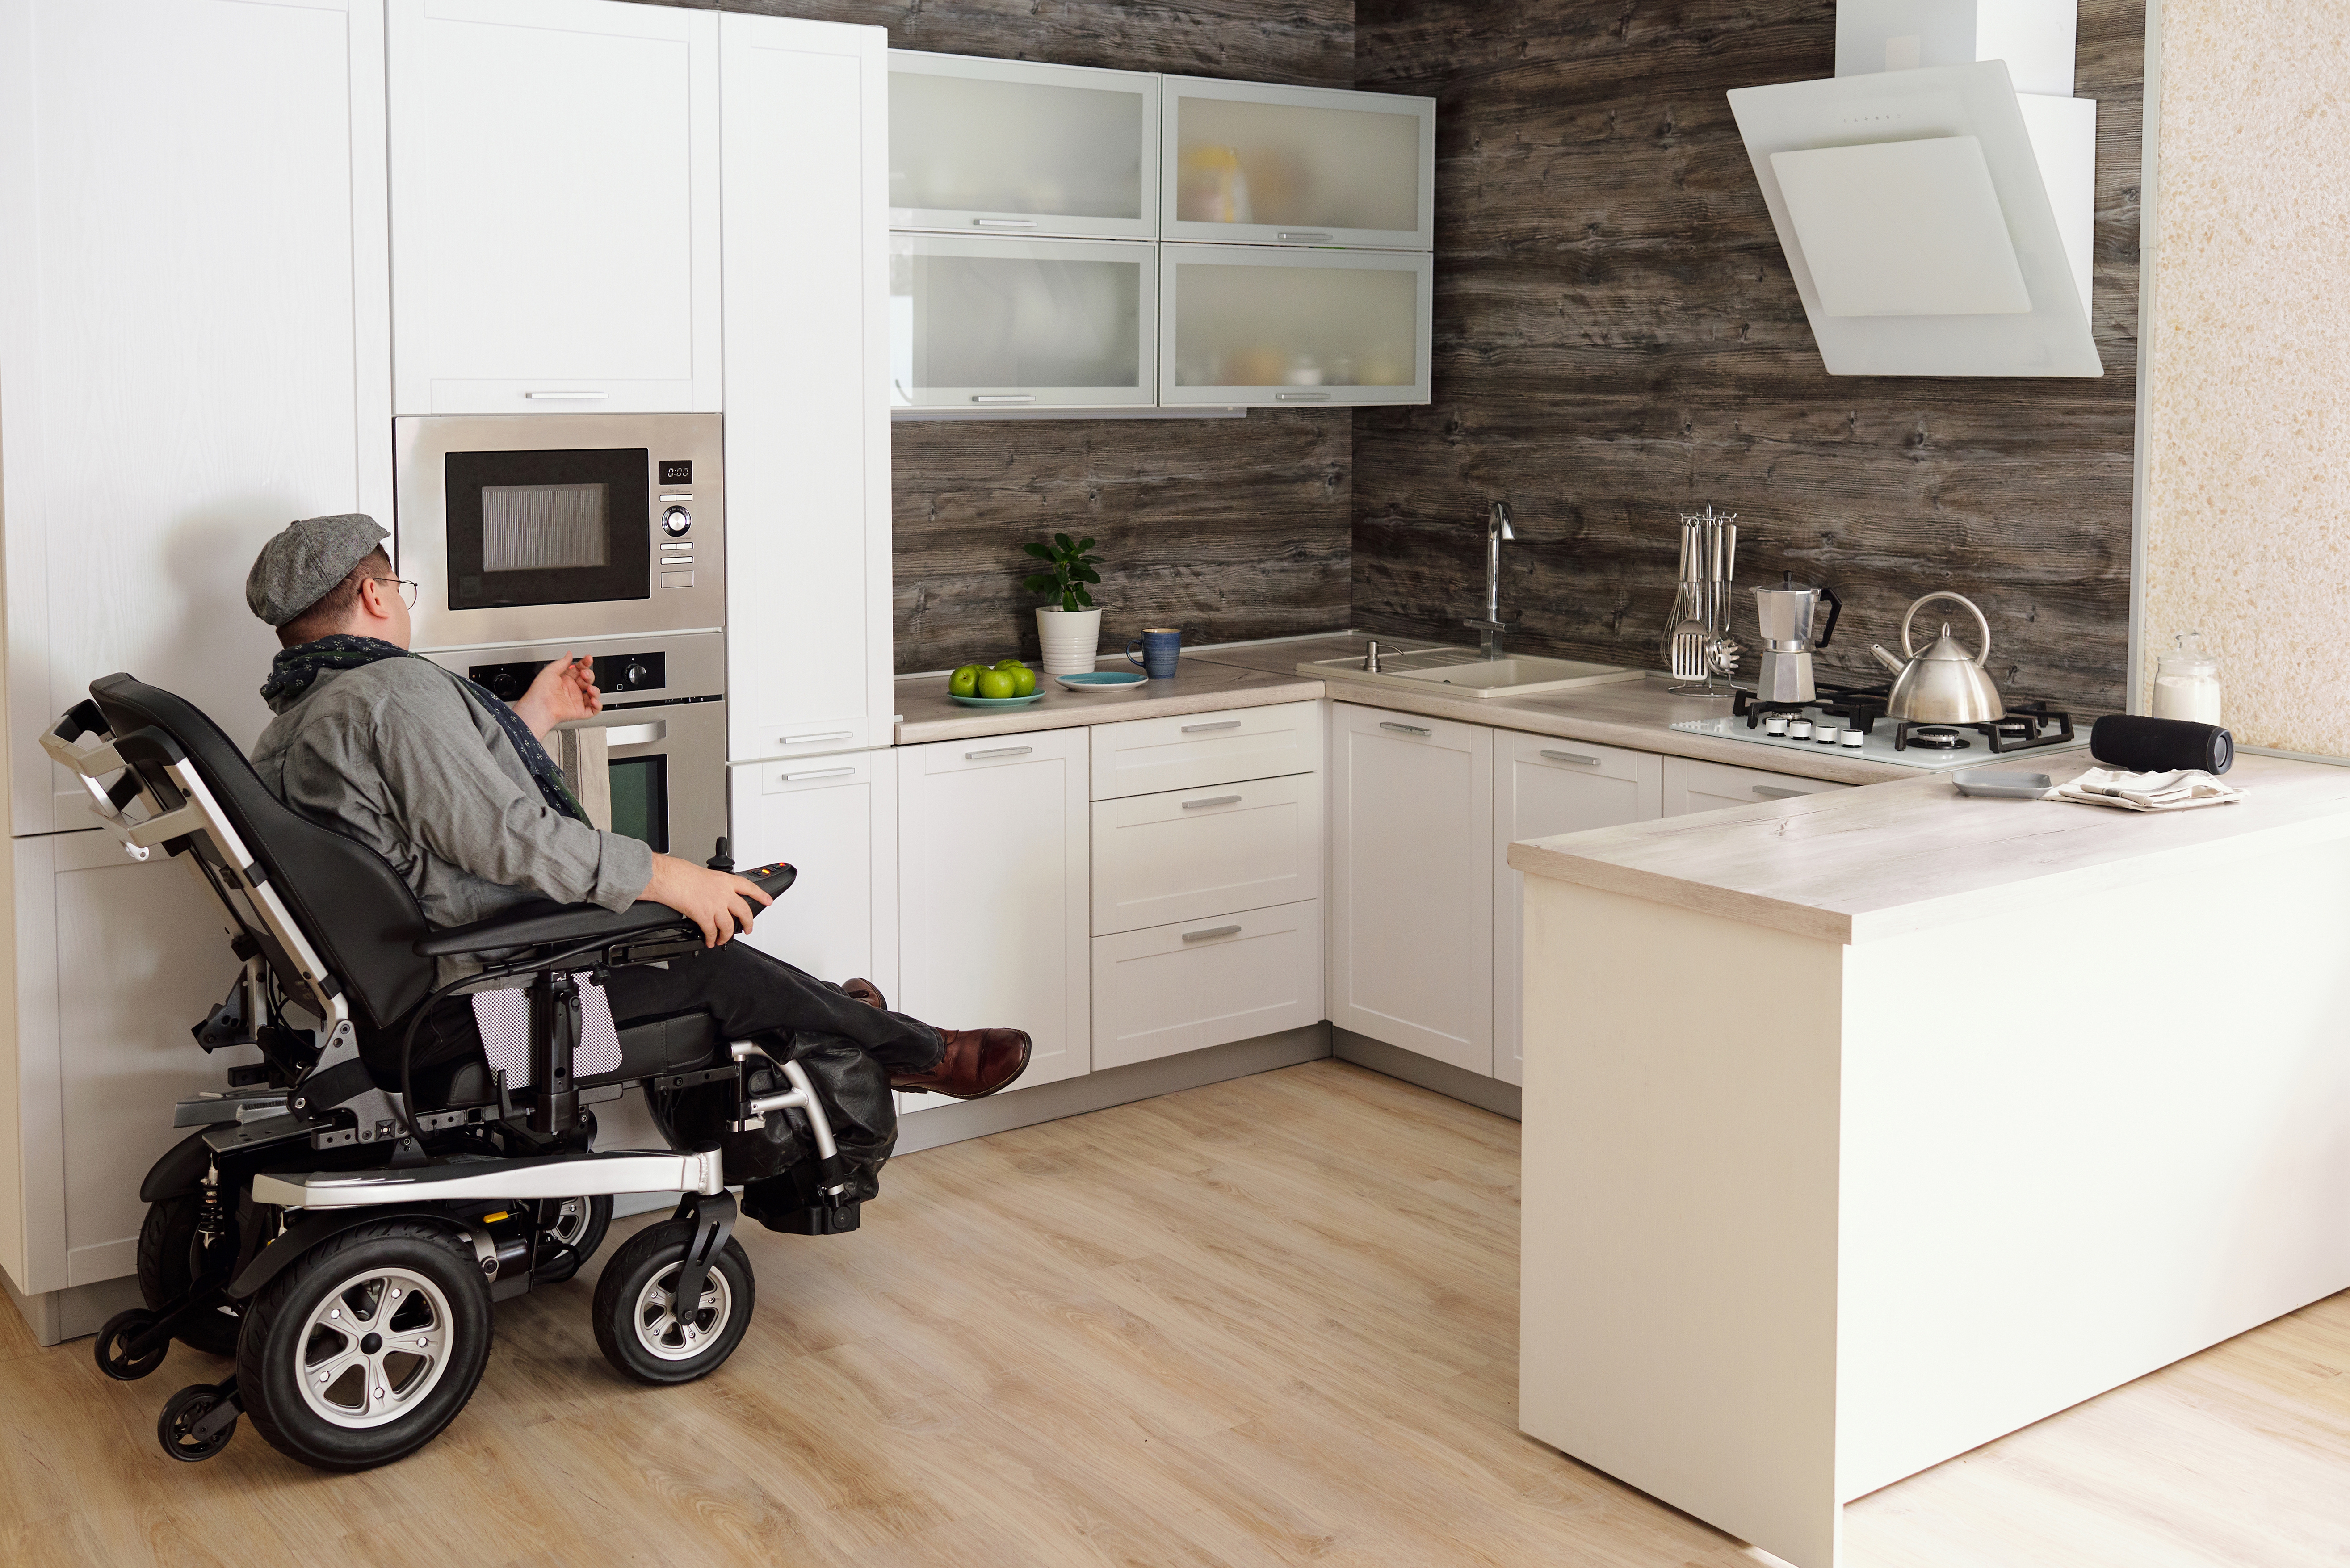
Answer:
[{"xmin": 2050, "ymin": 767, "xmax": 2245, "ymax": 812}]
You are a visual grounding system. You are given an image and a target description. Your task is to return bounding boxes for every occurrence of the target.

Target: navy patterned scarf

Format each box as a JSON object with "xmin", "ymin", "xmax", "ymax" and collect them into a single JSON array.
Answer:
[{"xmin": 262, "ymin": 634, "xmax": 588, "ymax": 824}]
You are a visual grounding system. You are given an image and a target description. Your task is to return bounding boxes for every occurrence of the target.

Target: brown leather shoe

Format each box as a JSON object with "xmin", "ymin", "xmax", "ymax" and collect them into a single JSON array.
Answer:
[
  {"xmin": 891, "ymin": 1028, "xmax": 1032, "ymax": 1099},
  {"xmin": 842, "ymin": 977, "xmax": 888, "ymax": 1012}
]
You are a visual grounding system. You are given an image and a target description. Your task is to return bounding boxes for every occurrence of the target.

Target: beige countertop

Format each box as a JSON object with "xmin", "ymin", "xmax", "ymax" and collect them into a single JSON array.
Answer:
[
  {"xmin": 893, "ymin": 655, "xmax": 1322, "ymax": 746},
  {"xmin": 1507, "ymin": 751, "xmax": 2350, "ymax": 944}
]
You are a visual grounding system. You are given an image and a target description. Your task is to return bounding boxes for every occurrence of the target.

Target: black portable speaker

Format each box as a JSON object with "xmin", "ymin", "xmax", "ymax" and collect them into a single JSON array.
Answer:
[{"xmin": 2090, "ymin": 714, "xmax": 2233, "ymax": 776}]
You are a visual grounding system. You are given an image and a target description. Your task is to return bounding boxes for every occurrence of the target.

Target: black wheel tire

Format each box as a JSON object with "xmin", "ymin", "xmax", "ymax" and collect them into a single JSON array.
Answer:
[
  {"xmin": 157, "ymin": 1382, "xmax": 237, "ymax": 1462},
  {"xmin": 592, "ymin": 1219, "xmax": 754, "ymax": 1386},
  {"xmin": 94, "ymin": 1308, "xmax": 168, "ymax": 1382},
  {"xmin": 235, "ymin": 1220, "xmax": 492, "ymax": 1472},
  {"xmin": 137, "ymin": 1192, "xmax": 242, "ymax": 1356},
  {"xmin": 531, "ymin": 1194, "xmax": 613, "ymax": 1285}
]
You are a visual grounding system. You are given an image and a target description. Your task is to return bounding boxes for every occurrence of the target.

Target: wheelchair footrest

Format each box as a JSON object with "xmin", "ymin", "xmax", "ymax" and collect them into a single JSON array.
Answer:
[{"xmin": 741, "ymin": 1181, "xmax": 860, "ymax": 1236}]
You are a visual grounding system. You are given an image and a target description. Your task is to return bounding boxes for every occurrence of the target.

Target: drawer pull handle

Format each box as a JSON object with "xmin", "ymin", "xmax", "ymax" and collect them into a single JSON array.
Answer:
[
  {"xmin": 1181, "ymin": 794, "xmax": 1243, "ymax": 810},
  {"xmin": 522, "ymin": 390, "xmax": 607, "ymax": 400},
  {"xmin": 1274, "ymin": 391, "xmax": 1332, "ymax": 402},
  {"xmin": 965, "ymin": 746, "xmax": 1033, "ymax": 760},
  {"xmin": 1181, "ymin": 924, "xmax": 1243, "ymax": 943},
  {"xmin": 1541, "ymin": 750, "xmax": 1601, "ymax": 767},
  {"xmin": 972, "ymin": 394, "xmax": 1037, "ymax": 404},
  {"xmin": 783, "ymin": 767, "xmax": 855, "ymax": 783},
  {"xmin": 1276, "ymin": 231, "xmax": 1333, "ymax": 242},
  {"xmin": 973, "ymin": 218, "xmax": 1039, "ymax": 229},
  {"xmin": 1380, "ymin": 721, "xmax": 1431, "ymax": 737},
  {"xmin": 785, "ymin": 730, "xmax": 854, "ymax": 746},
  {"xmin": 1181, "ymin": 720, "xmax": 1242, "ymax": 734},
  {"xmin": 1753, "ymin": 784, "xmax": 1808, "ymax": 799},
  {"xmin": 603, "ymin": 721, "xmax": 666, "ymax": 747}
]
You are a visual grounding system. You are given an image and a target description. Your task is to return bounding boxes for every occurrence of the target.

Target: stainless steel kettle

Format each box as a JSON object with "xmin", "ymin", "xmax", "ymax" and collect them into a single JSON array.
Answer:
[{"xmin": 1870, "ymin": 591, "xmax": 2005, "ymax": 722}]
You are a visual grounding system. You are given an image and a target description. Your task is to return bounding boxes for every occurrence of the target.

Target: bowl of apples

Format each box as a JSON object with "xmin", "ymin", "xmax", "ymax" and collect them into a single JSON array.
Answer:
[{"xmin": 947, "ymin": 658, "xmax": 1044, "ymax": 708}]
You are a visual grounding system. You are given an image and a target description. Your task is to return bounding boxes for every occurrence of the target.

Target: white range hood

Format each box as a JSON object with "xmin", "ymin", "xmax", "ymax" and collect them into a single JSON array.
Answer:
[{"xmin": 1728, "ymin": 0, "xmax": 2102, "ymax": 378}]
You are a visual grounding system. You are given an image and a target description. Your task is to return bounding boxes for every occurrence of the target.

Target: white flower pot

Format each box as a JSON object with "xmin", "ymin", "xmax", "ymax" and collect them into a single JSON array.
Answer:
[{"xmin": 1035, "ymin": 606, "xmax": 1104, "ymax": 676}]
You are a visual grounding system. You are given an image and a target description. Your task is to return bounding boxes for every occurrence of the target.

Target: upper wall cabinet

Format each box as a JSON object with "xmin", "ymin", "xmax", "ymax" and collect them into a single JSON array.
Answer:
[
  {"xmin": 890, "ymin": 235, "xmax": 1157, "ymax": 411},
  {"xmin": 387, "ymin": 0, "xmax": 722, "ymax": 415},
  {"xmin": 1161, "ymin": 245, "xmax": 1432, "ymax": 407},
  {"xmin": 889, "ymin": 52, "xmax": 1159, "ymax": 241},
  {"xmin": 1161, "ymin": 77, "xmax": 1435, "ymax": 252}
]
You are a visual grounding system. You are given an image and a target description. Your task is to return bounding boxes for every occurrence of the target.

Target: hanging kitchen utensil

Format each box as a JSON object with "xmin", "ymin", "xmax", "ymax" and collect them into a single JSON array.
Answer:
[{"xmin": 1870, "ymin": 591, "xmax": 2005, "ymax": 723}]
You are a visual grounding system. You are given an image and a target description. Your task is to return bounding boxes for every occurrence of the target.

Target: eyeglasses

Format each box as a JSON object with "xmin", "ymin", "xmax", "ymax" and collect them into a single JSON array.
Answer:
[{"xmin": 370, "ymin": 576, "xmax": 420, "ymax": 610}]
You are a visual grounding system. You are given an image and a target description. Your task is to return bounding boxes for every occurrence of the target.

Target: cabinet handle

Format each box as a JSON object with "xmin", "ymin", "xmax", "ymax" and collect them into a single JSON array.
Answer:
[
  {"xmin": 974, "ymin": 218, "xmax": 1038, "ymax": 229},
  {"xmin": 1276, "ymin": 231, "xmax": 1333, "ymax": 242},
  {"xmin": 1380, "ymin": 721, "xmax": 1431, "ymax": 737},
  {"xmin": 964, "ymin": 745, "xmax": 1033, "ymax": 760},
  {"xmin": 785, "ymin": 730, "xmax": 854, "ymax": 746},
  {"xmin": 1181, "ymin": 924, "xmax": 1243, "ymax": 943},
  {"xmin": 1541, "ymin": 750, "xmax": 1602, "ymax": 767},
  {"xmin": 782, "ymin": 767, "xmax": 855, "ymax": 783},
  {"xmin": 972, "ymin": 394, "xmax": 1037, "ymax": 405},
  {"xmin": 1753, "ymin": 784, "xmax": 1809, "ymax": 799},
  {"xmin": 1181, "ymin": 794, "xmax": 1243, "ymax": 810},
  {"xmin": 602, "ymin": 721, "xmax": 666, "ymax": 747},
  {"xmin": 1275, "ymin": 391, "xmax": 1332, "ymax": 402},
  {"xmin": 1180, "ymin": 720, "xmax": 1241, "ymax": 734},
  {"xmin": 522, "ymin": 390, "xmax": 607, "ymax": 400}
]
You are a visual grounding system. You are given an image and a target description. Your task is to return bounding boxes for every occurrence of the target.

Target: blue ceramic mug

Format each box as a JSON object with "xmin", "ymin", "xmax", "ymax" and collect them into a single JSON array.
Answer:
[{"xmin": 1127, "ymin": 627, "xmax": 1181, "ymax": 679}]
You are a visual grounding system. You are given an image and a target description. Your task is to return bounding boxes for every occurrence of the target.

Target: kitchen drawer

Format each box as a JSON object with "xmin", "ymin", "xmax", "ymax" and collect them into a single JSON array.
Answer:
[
  {"xmin": 1092, "ymin": 772, "xmax": 1322, "ymax": 935},
  {"xmin": 1090, "ymin": 700, "xmax": 1322, "ymax": 800},
  {"xmin": 1663, "ymin": 755, "xmax": 1848, "ymax": 816},
  {"xmin": 1092, "ymin": 900, "xmax": 1323, "ymax": 1070}
]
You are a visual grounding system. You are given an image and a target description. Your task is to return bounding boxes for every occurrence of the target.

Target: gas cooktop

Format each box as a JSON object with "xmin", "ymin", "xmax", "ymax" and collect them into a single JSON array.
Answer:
[{"xmin": 1670, "ymin": 682, "xmax": 2088, "ymax": 773}]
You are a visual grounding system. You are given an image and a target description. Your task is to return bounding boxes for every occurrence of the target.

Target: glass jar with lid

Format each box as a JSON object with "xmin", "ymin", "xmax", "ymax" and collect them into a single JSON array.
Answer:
[{"xmin": 2151, "ymin": 630, "xmax": 2222, "ymax": 723}]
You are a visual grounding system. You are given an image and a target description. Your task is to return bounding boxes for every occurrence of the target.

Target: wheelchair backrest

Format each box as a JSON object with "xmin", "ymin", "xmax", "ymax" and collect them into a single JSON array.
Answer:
[{"xmin": 86, "ymin": 674, "xmax": 434, "ymax": 1032}]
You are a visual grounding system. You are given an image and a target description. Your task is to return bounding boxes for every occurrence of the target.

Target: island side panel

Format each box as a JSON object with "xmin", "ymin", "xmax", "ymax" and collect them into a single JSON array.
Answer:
[
  {"xmin": 1835, "ymin": 830, "xmax": 2350, "ymax": 1503},
  {"xmin": 1519, "ymin": 875, "xmax": 1847, "ymax": 1568}
]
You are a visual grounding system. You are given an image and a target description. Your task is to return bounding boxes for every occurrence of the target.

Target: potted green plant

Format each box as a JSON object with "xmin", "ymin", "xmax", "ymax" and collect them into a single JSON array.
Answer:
[{"xmin": 1023, "ymin": 532, "xmax": 1104, "ymax": 676}]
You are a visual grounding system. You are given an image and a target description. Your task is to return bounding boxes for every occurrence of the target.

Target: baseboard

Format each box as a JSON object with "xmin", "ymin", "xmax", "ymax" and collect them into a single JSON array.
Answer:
[
  {"xmin": 2, "ymin": 1260, "xmax": 145, "ymax": 1347},
  {"xmin": 895, "ymin": 1023, "xmax": 1335, "ymax": 1155},
  {"xmin": 1332, "ymin": 1028, "xmax": 1522, "ymax": 1121}
]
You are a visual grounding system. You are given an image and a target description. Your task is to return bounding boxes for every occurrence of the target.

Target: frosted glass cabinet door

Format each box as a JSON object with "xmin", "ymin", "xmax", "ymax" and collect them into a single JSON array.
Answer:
[
  {"xmin": 889, "ymin": 52, "xmax": 1158, "ymax": 240},
  {"xmin": 1162, "ymin": 77, "xmax": 1435, "ymax": 251},
  {"xmin": 1161, "ymin": 245, "xmax": 1431, "ymax": 407},
  {"xmin": 890, "ymin": 236, "xmax": 1157, "ymax": 410}
]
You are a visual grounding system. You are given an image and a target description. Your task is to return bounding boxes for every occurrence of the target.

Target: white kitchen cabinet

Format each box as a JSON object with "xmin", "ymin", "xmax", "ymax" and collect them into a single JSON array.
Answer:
[
  {"xmin": 729, "ymin": 750, "xmax": 898, "ymax": 1005},
  {"xmin": 386, "ymin": 0, "xmax": 721, "ymax": 415},
  {"xmin": 889, "ymin": 52, "xmax": 1159, "ymax": 241},
  {"xmin": 1092, "ymin": 772, "xmax": 1321, "ymax": 936},
  {"xmin": 1663, "ymin": 755, "xmax": 1848, "ymax": 816},
  {"xmin": 720, "ymin": 15, "xmax": 894, "ymax": 763},
  {"xmin": 1161, "ymin": 245, "xmax": 1433, "ymax": 407},
  {"xmin": 898, "ymin": 730, "xmax": 1090, "ymax": 1093},
  {"xmin": 0, "ymin": 0, "xmax": 395, "ymax": 837},
  {"xmin": 1329, "ymin": 704, "xmax": 1494, "ymax": 1075},
  {"xmin": 1161, "ymin": 76, "xmax": 1435, "ymax": 251},
  {"xmin": 1090, "ymin": 700, "xmax": 1323, "ymax": 801},
  {"xmin": 1492, "ymin": 734, "xmax": 1665, "ymax": 1088},
  {"xmin": 890, "ymin": 235, "xmax": 1158, "ymax": 411},
  {"xmin": 1092, "ymin": 900, "xmax": 1322, "ymax": 1071}
]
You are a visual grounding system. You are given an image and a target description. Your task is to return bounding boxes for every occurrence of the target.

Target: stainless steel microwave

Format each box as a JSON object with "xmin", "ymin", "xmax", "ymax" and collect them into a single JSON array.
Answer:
[{"xmin": 394, "ymin": 413, "xmax": 725, "ymax": 652}]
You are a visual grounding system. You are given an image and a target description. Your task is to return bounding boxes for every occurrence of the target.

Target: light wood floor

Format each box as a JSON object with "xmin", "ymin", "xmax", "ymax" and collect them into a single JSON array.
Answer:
[{"xmin": 4, "ymin": 1058, "xmax": 2347, "ymax": 1568}]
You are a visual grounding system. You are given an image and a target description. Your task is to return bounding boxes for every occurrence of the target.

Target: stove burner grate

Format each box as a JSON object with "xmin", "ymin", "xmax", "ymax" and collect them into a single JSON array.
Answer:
[{"xmin": 1900, "ymin": 725, "xmax": 1969, "ymax": 751}]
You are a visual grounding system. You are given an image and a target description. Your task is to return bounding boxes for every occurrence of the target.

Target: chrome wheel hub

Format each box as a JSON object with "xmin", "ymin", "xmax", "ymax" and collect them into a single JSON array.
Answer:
[
  {"xmin": 633, "ymin": 1261, "xmax": 731, "ymax": 1362},
  {"xmin": 295, "ymin": 1266, "xmax": 453, "ymax": 1429}
]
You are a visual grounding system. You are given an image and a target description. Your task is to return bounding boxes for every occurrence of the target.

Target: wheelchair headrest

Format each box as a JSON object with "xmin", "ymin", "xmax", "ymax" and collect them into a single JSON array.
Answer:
[{"xmin": 87, "ymin": 673, "xmax": 434, "ymax": 1031}]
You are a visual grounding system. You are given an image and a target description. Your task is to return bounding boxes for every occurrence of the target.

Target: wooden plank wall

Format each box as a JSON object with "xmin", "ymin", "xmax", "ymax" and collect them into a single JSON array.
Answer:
[
  {"xmin": 657, "ymin": 0, "xmax": 1360, "ymax": 673},
  {"xmin": 1352, "ymin": 0, "xmax": 2145, "ymax": 713}
]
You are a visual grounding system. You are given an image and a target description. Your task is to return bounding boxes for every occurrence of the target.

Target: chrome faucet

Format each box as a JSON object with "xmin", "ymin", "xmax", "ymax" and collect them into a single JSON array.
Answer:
[{"xmin": 1463, "ymin": 501, "xmax": 1518, "ymax": 660}]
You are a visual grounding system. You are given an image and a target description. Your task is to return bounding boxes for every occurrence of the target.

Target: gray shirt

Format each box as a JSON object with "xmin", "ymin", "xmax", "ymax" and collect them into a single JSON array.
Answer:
[{"xmin": 250, "ymin": 658, "xmax": 655, "ymax": 945}]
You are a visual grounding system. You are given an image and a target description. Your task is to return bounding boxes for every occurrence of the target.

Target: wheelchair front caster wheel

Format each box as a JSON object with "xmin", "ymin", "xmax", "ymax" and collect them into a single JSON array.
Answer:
[
  {"xmin": 158, "ymin": 1382, "xmax": 238, "ymax": 1461},
  {"xmin": 592, "ymin": 1219, "xmax": 754, "ymax": 1385},
  {"xmin": 96, "ymin": 1308, "xmax": 169, "ymax": 1382}
]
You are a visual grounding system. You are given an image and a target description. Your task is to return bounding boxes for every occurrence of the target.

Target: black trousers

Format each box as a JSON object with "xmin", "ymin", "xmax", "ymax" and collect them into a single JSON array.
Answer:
[{"xmin": 602, "ymin": 941, "xmax": 943, "ymax": 1073}]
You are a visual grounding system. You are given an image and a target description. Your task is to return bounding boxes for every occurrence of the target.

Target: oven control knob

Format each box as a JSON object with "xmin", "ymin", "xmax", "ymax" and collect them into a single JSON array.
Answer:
[
  {"xmin": 490, "ymin": 670, "xmax": 523, "ymax": 701},
  {"xmin": 661, "ymin": 506, "xmax": 692, "ymax": 537},
  {"xmin": 622, "ymin": 661, "xmax": 650, "ymax": 688}
]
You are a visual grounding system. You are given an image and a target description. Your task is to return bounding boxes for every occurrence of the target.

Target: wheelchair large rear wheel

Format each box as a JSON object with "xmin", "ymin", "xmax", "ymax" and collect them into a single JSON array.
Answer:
[
  {"xmin": 235, "ymin": 1220, "xmax": 492, "ymax": 1471},
  {"xmin": 136, "ymin": 1191, "xmax": 242, "ymax": 1355},
  {"xmin": 592, "ymin": 1219, "xmax": 753, "ymax": 1385}
]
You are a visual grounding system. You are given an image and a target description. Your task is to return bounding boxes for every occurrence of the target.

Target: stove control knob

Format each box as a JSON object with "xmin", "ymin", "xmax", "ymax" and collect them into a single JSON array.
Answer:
[
  {"xmin": 622, "ymin": 661, "xmax": 651, "ymax": 688},
  {"xmin": 490, "ymin": 669, "xmax": 523, "ymax": 701},
  {"xmin": 661, "ymin": 506, "xmax": 692, "ymax": 537}
]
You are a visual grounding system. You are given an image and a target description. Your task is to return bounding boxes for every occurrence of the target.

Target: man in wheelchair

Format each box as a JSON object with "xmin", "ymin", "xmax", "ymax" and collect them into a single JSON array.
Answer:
[{"xmin": 43, "ymin": 514, "xmax": 1027, "ymax": 1472}]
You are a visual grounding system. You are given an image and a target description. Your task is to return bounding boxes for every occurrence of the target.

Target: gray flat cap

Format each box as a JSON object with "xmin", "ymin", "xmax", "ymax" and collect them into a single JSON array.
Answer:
[{"xmin": 245, "ymin": 513, "xmax": 389, "ymax": 626}]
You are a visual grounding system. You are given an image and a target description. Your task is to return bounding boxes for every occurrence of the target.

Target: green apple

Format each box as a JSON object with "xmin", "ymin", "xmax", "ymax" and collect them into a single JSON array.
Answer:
[
  {"xmin": 948, "ymin": 664, "xmax": 984, "ymax": 698},
  {"xmin": 994, "ymin": 657, "xmax": 1027, "ymax": 671},
  {"xmin": 1008, "ymin": 665, "xmax": 1038, "ymax": 697},
  {"xmin": 975, "ymin": 668, "xmax": 1018, "ymax": 699}
]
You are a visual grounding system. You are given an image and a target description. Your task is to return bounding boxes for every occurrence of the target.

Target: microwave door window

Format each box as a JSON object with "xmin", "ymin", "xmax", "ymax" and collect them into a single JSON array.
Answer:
[
  {"xmin": 482, "ymin": 482, "xmax": 610, "ymax": 571},
  {"xmin": 445, "ymin": 447, "xmax": 652, "ymax": 609}
]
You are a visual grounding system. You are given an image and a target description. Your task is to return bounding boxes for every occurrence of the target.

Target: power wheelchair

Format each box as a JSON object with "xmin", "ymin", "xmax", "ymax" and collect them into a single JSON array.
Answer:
[{"xmin": 46, "ymin": 674, "xmax": 862, "ymax": 1471}]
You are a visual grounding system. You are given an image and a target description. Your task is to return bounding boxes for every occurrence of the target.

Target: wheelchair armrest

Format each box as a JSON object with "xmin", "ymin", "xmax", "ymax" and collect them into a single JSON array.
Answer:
[{"xmin": 412, "ymin": 862, "xmax": 795, "ymax": 958}]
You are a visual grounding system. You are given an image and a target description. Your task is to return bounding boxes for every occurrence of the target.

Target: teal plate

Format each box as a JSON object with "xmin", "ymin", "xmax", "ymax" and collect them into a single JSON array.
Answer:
[
  {"xmin": 948, "ymin": 690, "xmax": 1046, "ymax": 708},
  {"xmin": 1056, "ymin": 671, "xmax": 1149, "ymax": 691}
]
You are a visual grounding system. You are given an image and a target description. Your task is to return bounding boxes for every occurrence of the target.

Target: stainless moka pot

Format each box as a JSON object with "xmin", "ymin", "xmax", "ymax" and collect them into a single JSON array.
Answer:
[{"xmin": 1751, "ymin": 575, "xmax": 1842, "ymax": 703}]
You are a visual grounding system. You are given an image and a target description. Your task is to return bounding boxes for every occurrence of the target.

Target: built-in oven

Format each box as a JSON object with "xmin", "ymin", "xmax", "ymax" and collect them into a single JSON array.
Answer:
[{"xmin": 394, "ymin": 413, "xmax": 724, "ymax": 653}]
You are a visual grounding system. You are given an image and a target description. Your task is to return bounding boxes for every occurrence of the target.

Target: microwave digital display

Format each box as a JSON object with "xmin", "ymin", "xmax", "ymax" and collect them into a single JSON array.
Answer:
[{"xmin": 444, "ymin": 447, "xmax": 650, "ymax": 610}]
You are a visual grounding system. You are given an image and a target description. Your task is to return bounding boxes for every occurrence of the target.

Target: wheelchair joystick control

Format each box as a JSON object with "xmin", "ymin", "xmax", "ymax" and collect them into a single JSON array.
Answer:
[{"xmin": 707, "ymin": 837, "xmax": 733, "ymax": 873}]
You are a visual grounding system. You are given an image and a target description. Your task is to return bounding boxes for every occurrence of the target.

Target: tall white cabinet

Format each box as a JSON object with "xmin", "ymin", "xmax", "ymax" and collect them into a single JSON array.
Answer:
[
  {"xmin": 0, "ymin": 0, "xmax": 394, "ymax": 1306},
  {"xmin": 386, "ymin": 0, "xmax": 723, "ymax": 415}
]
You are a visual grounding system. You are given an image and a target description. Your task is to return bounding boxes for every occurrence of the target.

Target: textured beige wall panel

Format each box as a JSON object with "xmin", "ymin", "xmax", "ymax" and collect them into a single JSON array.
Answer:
[{"xmin": 2143, "ymin": 0, "xmax": 2350, "ymax": 755}]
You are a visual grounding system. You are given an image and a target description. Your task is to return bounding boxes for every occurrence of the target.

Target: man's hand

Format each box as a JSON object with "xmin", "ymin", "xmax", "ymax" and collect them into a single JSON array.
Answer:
[
  {"xmin": 643, "ymin": 855, "xmax": 773, "ymax": 948},
  {"xmin": 513, "ymin": 653, "xmax": 602, "ymax": 740}
]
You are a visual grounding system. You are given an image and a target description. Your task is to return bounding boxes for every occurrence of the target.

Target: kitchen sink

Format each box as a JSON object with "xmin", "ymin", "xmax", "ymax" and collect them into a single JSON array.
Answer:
[{"xmin": 1300, "ymin": 646, "xmax": 1645, "ymax": 699}]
